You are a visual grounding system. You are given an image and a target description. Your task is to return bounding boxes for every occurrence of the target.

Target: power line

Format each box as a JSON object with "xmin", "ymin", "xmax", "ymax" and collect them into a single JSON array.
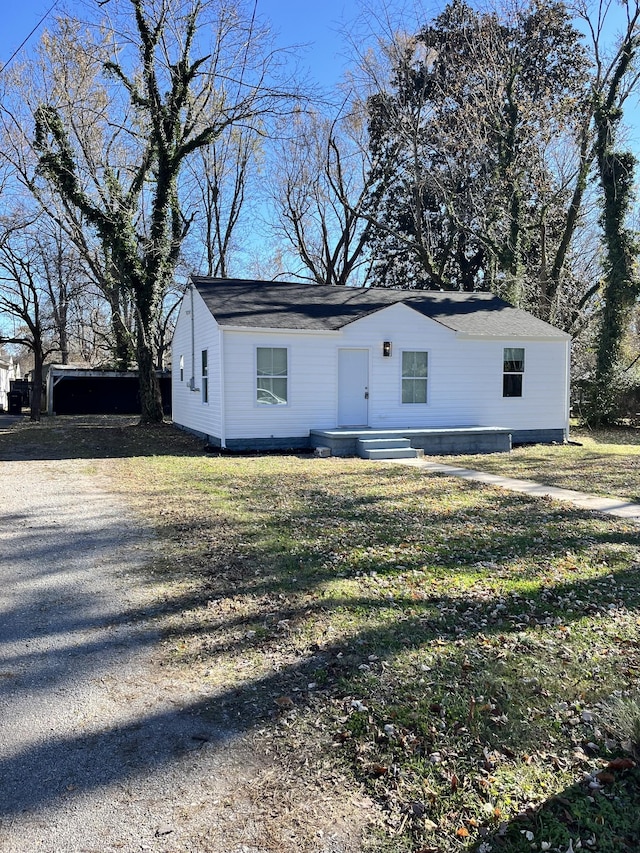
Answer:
[{"xmin": 0, "ymin": 0, "xmax": 62, "ymax": 75}]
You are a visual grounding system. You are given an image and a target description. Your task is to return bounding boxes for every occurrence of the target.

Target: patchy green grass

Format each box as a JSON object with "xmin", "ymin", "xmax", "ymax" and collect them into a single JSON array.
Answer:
[
  {"xmin": 3, "ymin": 417, "xmax": 640, "ymax": 853},
  {"xmin": 434, "ymin": 426, "xmax": 640, "ymax": 503},
  {"xmin": 105, "ymin": 440, "xmax": 640, "ymax": 852}
]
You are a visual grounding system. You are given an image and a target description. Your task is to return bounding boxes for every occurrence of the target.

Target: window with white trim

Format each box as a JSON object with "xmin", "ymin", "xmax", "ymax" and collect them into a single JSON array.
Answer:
[
  {"xmin": 201, "ymin": 349, "xmax": 208, "ymax": 403},
  {"xmin": 179, "ymin": 354, "xmax": 184, "ymax": 382},
  {"xmin": 257, "ymin": 347, "xmax": 288, "ymax": 405},
  {"xmin": 503, "ymin": 347, "xmax": 524, "ymax": 397},
  {"xmin": 402, "ymin": 351, "xmax": 428, "ymax": 404}
]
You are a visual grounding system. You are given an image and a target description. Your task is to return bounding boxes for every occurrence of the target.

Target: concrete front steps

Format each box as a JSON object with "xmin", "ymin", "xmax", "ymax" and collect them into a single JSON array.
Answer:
[{"xmin": 356, "ymin": 437, "xmax": 424, "ymax": 460}]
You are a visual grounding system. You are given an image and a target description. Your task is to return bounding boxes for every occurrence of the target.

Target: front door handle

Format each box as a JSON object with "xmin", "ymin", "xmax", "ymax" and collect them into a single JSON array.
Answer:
[{"xmin": 364, "ymin": 391, "xmax": 369, "ymax": 399}]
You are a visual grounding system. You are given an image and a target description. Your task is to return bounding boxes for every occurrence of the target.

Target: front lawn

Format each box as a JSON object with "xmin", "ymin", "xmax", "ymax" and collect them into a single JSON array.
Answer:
[
  {"xmin": 4, "ymin": 417, "xmax": 639, "ymax": 852},
  {"xmin": 101, "ymin": 433, "xmax": 640, "ymax": 853},
  {"xmin": 433, "ymin": 426, "xmax": 640, "ymax": 503}
]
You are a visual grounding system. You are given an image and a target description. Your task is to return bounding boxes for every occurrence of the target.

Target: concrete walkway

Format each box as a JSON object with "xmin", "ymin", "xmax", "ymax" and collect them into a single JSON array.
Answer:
[{"xmin": 392, "ymin": 458, "xmax": 640, "ymax": 523}]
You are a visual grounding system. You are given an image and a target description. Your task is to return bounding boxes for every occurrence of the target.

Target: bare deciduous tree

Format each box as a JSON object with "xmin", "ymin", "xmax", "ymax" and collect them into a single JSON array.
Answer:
[
  {"xmin": 0, "ymin": 217, "xmax": 66, "ymax": 420},
  {"xmin": 269, "ymin": 106, "xmax": 375, "ymax": 285},
  {"xmin": 183, "ymin": 124, "xmax": 261, "ymax": 278},
  {"xmin": 31, "ymin": 0, "xmax": 298, "ymax": 422}
]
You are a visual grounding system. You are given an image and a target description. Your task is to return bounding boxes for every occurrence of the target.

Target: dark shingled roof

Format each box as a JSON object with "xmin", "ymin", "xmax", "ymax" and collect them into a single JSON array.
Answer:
[{"xmin": 191, "ymin": 277, "xmax": 569, "ymax": 339}]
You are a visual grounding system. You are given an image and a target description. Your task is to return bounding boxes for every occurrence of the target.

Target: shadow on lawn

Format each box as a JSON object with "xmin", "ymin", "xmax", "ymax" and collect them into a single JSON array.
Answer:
[
  {"xmin": 2, "ymin": 478, "xmax": 640, "ymax": 828},
  {"xmin": 1, "ymin": 559, "xmax": 639, "ymax": 816},
  {"xmin": 0, "ymin": 415, "xmax": 206, "ymax": 460},
  {"xmin": 517, "ymin": 455, "xmax": 640, "ymax": 504},
  {"xmin": 470, "ymin": 765, "xmax": 640, "ymax": 853},
  {"xmin": 572, "ymin": 426, "xmax": 640, "ymax": 447},
  {"xmin": 2, "ymin": 573, "xmax": 640, "ymax": 853}
]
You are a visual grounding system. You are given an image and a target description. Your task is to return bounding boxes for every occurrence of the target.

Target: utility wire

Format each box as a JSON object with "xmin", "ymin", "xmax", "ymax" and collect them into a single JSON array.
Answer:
[{"xmin": 0, "ymin": 0, "xmax": 61, "ymax": 74}]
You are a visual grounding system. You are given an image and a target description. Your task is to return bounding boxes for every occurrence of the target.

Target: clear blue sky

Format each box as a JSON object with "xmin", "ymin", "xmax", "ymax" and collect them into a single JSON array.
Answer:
[
  {"xmin": 1, "ymin": 0, "xmax": 638, "ymax": 147},
  {"xmin": 0, "ymin": 0, "xmax": 358, "ymax": 87},
  {"xmin": 0, "ymin": 0, "xmax": 62, "ymax": 69}
]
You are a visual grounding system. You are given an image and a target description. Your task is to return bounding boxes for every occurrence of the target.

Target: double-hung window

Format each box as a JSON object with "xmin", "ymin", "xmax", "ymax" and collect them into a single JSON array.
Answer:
[
  {"xmin": 201, "ymin": 349, "xmax": 208, "ymax": 403},
  {"xmin": 257, "ymin": 347, "xmax": 288, "ymax": 405},
  {"xmin": 503, "ymin": 347, "xmax": 524, "ymax": 397},
  {"xmin": 402, "ymin": 351, "xmax": 428, "ymax": 404}
]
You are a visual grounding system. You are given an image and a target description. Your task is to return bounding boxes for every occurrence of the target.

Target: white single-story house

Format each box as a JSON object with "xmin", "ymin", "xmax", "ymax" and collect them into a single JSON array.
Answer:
[{"xmin": 171, "ymin": 277, "xmax": 571, "ymax": 456}]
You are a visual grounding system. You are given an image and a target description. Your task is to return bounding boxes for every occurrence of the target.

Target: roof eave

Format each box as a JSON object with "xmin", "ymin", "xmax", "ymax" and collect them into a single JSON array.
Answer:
[
  {"xmin": 218, "ymin": 323, "xmax": 342, "ymax": 335},
  {"xmin": 455, "ymin": 331, "xmax": 571, "ymax": 341}
]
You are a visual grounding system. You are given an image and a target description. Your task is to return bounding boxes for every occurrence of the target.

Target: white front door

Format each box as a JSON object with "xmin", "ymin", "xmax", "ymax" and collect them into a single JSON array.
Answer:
[{"xmin": 338, "ymin": 348, "xmax": 369, "ymax": 427}]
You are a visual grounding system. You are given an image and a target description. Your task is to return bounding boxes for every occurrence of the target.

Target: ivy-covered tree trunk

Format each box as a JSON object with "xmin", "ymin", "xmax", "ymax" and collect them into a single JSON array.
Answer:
[
  {"xmin": 32, "ymin": 0, "xmax": 286, "ymax": 423},
  {"xmin": 587, "ymin": 88, "xmax": 640, "ymax": 423},
  {"xmin": 102, "ymin": 273, "xmax": 135, "ymax": 371},
  {"xmin": 112, "ymin": 311, "xmax": 134, "ymax": 372},
  {"xmin": 595, "ymin": 139, "xmax": 637, "ymax": 380},
  {"xmin": 136, "ymin": 315, "xmax": 163, "ymax": 422}
]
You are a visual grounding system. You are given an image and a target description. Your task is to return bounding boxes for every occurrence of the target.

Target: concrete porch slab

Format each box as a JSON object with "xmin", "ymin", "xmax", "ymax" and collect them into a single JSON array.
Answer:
[{"xmin": 310, "ymin": 426, "xmax": 512, "ymax": 457}]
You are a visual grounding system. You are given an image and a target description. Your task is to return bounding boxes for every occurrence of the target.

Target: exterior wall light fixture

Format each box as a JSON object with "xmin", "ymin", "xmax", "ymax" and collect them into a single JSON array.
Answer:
[{"xmin": 383, "ymin": 341, "xmax": 392, "ymax": 357}]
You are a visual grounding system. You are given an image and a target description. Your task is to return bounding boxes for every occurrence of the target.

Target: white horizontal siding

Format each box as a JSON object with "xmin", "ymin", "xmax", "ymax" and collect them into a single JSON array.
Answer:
[
  {"xmin": 223, "ymin": 329, "xmax": 339, "ymax": 439},
  {"xmin": 341, "ymin": 303, "xmax": 568, "ymax": 431},
  {"xmin": 471, "ymin": 338, "xmax": 569, "ymax": 431},
  {"xmin": 171, "ymin": 286, "xmax": 222, "ymax": 440},
  {"xmin": 340, "ymin": 303, "xmax": 470, "ymax": 427}
]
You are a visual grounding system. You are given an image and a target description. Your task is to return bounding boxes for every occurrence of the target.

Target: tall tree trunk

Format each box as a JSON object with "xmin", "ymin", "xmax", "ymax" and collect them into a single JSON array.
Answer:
[
  {"xmin": 136, "ymin": 316, "xmax": 163, "ymax": 423},
  {"xmin": 595, "ymin": 149, "xmax": 637, "ymax": 379},
  {"xmin": 58, "ymin": 309, "xmax": 69, "ymax": 364},
  {"xmin": 112, "ymin": 311, "xmax": 133, "ymax": 371},
  {"xmin": 30, "ymin": 347, "xmax": 44, "ymax": 422}
]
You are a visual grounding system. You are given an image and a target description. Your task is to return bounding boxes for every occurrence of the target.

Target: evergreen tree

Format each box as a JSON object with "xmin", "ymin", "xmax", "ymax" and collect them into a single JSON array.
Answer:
[{"xmin": 364, "ymin": 0, "xmax": 591, "ymax": 315}]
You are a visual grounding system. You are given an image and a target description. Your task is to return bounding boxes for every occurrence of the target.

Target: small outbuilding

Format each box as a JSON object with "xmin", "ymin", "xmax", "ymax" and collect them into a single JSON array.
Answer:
[
  {"xmin": 45, "ymin": 365, "xmax": 172, "ymax": 416},
  {"xmin": 171, "ymin": 277, "xmax": 571, "ymax": 455}
]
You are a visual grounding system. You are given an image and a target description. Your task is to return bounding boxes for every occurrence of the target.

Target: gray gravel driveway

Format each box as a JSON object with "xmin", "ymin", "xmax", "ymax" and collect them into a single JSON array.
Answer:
[{"xmin": 0, "ymin": 456, "xmax": 266, "ymax": 853}]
